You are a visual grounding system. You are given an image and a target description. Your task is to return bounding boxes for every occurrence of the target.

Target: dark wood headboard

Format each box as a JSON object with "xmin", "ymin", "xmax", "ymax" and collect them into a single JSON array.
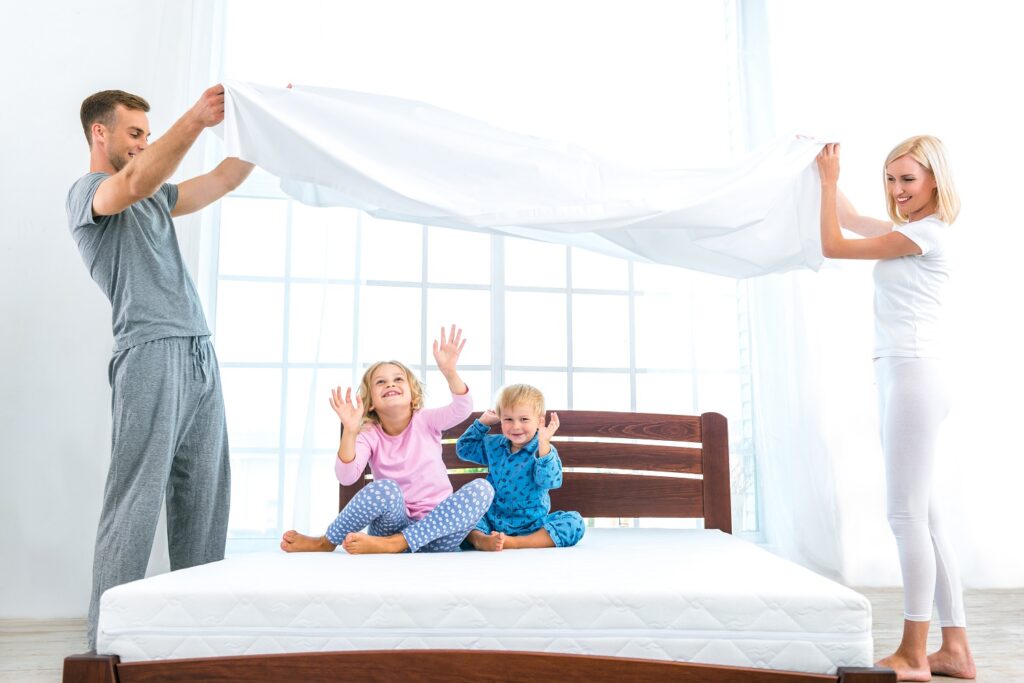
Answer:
[{"xmin": 339, "ymin": 411, "xmax": 732, "ymax": 533}]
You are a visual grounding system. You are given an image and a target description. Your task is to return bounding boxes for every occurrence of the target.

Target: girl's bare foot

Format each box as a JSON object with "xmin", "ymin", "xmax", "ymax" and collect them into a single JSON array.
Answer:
[
  {"xmin": 468, "ymin": 530, "xmax": 505, "ymax": 551},
  {"xmin": 280, "ymin": 530, "xmax": 336, "ymax": 552},
  {"xmin": 928, "ymin": 648, "xmax": 976, "ymax": 679},
  {"xmin": 342, "ymin": 532, "xmax": 409, "ymax": 554},
  {"xmin": 877, "ymin": 653, "xmax": 931, "ymax": 682}
]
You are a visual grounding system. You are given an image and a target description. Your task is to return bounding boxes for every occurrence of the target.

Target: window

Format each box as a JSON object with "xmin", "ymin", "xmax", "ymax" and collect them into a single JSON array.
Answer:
[{"xmin": 209, "ymin": 0, "xmax": 759, "ymax": 550}]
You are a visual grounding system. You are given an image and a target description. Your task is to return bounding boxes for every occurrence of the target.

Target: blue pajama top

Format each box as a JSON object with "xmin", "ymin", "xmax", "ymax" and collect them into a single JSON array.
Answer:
[{"xmin": 455, "ymin": 419, "xmax": 562, "ymax": 531}]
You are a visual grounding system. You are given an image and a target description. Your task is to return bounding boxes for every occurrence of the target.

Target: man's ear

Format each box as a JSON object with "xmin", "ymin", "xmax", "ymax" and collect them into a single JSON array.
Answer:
[{"xmin": 91, "ymin": 122, "xmax": 106, "ymax": 146}]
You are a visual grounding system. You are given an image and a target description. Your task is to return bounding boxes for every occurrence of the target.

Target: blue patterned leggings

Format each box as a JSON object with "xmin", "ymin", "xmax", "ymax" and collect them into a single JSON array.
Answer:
[{"xmin": 326, "ymin": 478, "xmax": 494, "ymax": 553}]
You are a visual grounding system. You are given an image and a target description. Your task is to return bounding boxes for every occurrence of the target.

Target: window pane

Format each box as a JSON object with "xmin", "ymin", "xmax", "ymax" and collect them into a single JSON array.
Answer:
[
  {"xmin": 503, "ymin": 370, "xmax": 568, "ymax": 411},
  {"xmin": 635, "ymin": 372, "xmax": 696, "ymax": 415},
  {"xmin": 284, "ymin": 368, "xmax": 347, "ymax": 451},
  {"xmin": 427, "ymin": 226, "xmax": 490, "ymax": 285},
  {"xmin": 290, "ymin": 203, "xmax": 357, "ymax": 280},
  {"xmin": 572, "ymin": 372, "xmax": 631, "ymax": 411},
  {"xmin": 633, "ymin": 261, "xmax": 695, "ymax": 294},
  {"xmin": 426, "ymin": 288, "xmax": 490, "ymax": 367},
  {"xmin": 505, "ymin": 292, "xmax": 567, "ymax": 365},
  {"xmin": 221, "ymin": 367, "xmax": 282, "ymax": 447},
  {"xmin": 218, "ymin": 198, "xmax": 287, "ymax": 277},
  {"xmin": 692, "ymin": 277, "xmax": 741, "ymax": 371},
  {"xmin": 215, "ymin": 281, "xmax": 284, "ymax": 362},
  {"xmin": 505, "ymin": 237, "xmax": 566, "ymax": 288},
  {"xmin": 571, "ymin": 248, "xmax": 629, "ymax": 290},
  {"xmin": 424, "ymin": 370, "xmax": 492, "ymax": 411},
  {"xmin": 288, "ymin": 283, "xmax": 355, "ymax": 364},
  {"xmin": 634, "ymin": 291, "xmax": 694, "ymax": 369},
  {"xmin": 358, "ymin": 286, "xmax": 422, "ymax": 363},
  {"xmin": 227, "ymin": 452, "xmax": 279, "ymax": 538},
  {"xmin": 572, "ymin": 294, "xmax": 629, "ymax": 368},
  {"xmin": 282, "ymin": 450, "xmax": 342, "ymax": 533},
  {"xmin": 361, "ymin": 217, "xmax": 422, "ymax": 281}
]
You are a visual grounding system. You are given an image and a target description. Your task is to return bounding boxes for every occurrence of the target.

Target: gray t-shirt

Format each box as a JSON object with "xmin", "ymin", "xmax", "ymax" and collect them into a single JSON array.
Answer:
[{"xmin": 66, "ymin": 172, "xmax": 210, "ymax": 351}]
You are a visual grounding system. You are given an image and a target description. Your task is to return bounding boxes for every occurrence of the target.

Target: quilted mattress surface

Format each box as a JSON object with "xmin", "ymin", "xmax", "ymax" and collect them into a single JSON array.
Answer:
[{"xmin": 98, "ymin": 528, "xmax": 872, "ymax": 673}]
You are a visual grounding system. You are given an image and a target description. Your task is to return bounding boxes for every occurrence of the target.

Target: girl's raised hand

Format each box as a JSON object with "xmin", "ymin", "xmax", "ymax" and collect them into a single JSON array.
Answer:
[
  {"xmin": 432, "ymin": 324, "xmax": 466, "ymax": 376},
  {"xmin": 329, "ymin": 386, "xmax": 363, "ymax": 432}
]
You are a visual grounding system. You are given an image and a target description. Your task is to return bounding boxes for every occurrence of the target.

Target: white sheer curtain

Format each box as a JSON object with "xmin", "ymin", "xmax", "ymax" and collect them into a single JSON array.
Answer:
[{"xmin": 756, "ymin": 0, "xmax": 1024, "ymax": 587}]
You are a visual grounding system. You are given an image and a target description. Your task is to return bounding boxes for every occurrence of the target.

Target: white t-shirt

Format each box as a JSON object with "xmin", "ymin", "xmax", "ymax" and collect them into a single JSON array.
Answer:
[{"xmin": 872, "ymin": 215, "xmax": 951, "ymax": 358}]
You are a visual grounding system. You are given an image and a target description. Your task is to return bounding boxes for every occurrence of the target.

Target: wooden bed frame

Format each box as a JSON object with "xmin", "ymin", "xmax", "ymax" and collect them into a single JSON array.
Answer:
[{"xmin": 64, "ymin": 410, "xmax": 894, "ymax": 683}]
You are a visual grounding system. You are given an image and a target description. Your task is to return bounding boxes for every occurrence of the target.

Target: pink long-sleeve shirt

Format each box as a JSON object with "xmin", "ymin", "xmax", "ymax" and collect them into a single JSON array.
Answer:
[{"xmin": 335, "ymin": 389, "xmax": 473, "ymax": 520}]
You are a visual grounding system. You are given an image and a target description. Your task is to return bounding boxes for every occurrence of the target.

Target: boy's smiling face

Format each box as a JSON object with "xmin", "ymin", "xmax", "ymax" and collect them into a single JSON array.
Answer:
[{"xmin": 500, "ymin": 403, "xmax": 542, "ymax": 451}]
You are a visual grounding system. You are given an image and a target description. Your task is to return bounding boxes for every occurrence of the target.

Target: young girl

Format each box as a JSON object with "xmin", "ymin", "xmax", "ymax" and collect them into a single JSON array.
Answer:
[
  {"xmin": 456, "ymin": 383, "xmax": 584, "ymax": 551},
  {"xmin": 281, "ymin": 325, "xmax": 493, "ymax": 555},
  {"xmin": 817, "ymin": 138, "xmax": 975, "ymax": 681}
]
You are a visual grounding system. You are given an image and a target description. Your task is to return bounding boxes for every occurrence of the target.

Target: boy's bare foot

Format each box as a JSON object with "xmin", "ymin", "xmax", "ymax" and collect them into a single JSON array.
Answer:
[
  {"xmin": 342, "ymin": 532, "xmax": 409, "ymax": 554},
  {"xmin": 928, "ymin": 648, "xmax": 976, "ymax": 679},
  {"xmin": 877, "ymin": 653, "xmax": 931, "ymax": 682},
  {"xmin": 468, "ymin": 530, "xmax": 505, "ymax": 551},
  {"xmin": 280, "ymin": 530, "xmax": 336, "ymax": 552}
]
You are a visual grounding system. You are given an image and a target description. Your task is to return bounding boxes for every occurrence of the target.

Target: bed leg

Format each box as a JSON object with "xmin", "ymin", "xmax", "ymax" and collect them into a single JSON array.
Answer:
[
  {"xmin": 836, "ymin": 666, "xmax": 896, "ymax": 682},
  {"xmin": 63, "ymin": 653, "xmax": 120, "ymax": 683}
]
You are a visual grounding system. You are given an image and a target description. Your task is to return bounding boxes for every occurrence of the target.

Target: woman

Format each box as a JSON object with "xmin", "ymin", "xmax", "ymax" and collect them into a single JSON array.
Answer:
[{"xmin": 817, "ymin": 137, "xmax": 975, "ymax": 681}]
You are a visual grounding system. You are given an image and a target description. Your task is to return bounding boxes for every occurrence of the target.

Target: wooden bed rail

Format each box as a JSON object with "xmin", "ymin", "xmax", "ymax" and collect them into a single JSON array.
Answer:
[
  {"xmin": 340, "ymin": 410, "xmax": 733, "ymax": 533},
  {"xmin": 65, "ymin": 651, "xmax": 895, "ymax": 682}
]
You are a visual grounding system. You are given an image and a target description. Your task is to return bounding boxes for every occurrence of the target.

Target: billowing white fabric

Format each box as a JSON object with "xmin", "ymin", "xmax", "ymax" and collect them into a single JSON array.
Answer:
[
  {"xmin": 222, "ymin": 81, "xmax": 825, "ymax": 278},
  {"xmin": 98, "ymin": 529, "xmax": 872, "ymax": 673}
]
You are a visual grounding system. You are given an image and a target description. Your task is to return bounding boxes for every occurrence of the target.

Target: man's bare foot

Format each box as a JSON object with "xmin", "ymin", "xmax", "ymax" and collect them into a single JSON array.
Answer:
[
  {"xmin": 928, "ymin": 648, "xmax": 976, "ymax": 679},
  {"xmin": 342, "ymin": 532, "xmax": 409, "ymax": 555},
  {"xmin": 280, "ymin": 530, "xmax": 336, "ymax": 552},
  {"xmin": 468, "ymin": 530, "xmax": 505, "ymax": 551},
  {"xmin": 877, "ymin": 653, "xmax": 931, "ymax": 682}
]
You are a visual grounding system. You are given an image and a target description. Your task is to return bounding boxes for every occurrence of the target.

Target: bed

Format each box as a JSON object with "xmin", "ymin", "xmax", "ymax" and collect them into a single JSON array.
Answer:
[{"xmin": 64, "ymin": 410, "xmax": 894, "ymax": 682}]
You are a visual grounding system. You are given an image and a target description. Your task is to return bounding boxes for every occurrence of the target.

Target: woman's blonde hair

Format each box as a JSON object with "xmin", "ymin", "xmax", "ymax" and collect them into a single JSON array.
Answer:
[
  {"xmin": 357, "ymin": 360, "xmax": 424, "ymax": 427},
  {"xmin": 496, "ymin": 384, "xmax": 545, "ymax": 417},
  {"xmin": 883, "ymin": 135, "xmax": 960, "ymax": 225}
]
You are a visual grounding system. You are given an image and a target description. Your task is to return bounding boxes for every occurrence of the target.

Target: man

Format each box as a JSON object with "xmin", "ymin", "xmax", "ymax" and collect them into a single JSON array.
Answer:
[{"xmin": 66, "ymin": 85, "xmax": 253, "ymax": 649}]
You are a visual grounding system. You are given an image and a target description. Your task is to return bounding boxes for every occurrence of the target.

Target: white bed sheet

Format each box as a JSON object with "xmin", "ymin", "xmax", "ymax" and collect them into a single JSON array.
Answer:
[{"xmin": 98, "ymin": 528, "xmax": 872, "ymax": 674}]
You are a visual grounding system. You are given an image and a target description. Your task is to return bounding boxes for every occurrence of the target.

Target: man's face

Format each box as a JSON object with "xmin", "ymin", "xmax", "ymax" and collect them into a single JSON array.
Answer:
[{"xmin": 102, "ymin": 105, "xmax": 150, "ymax": 171}]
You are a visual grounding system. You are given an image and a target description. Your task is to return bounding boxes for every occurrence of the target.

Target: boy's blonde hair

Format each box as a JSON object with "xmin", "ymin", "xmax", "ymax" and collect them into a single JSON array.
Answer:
[
  {"xmin": 884, "ymin": 135, "xmax": 960, "ymax": 225},
  {"xmin": 496, "ymin": 384, "xmax": 545, "ymax": 417},
  {"xmin": 357, "ymin": 360, "xmax": 424, "ymax": 427}
]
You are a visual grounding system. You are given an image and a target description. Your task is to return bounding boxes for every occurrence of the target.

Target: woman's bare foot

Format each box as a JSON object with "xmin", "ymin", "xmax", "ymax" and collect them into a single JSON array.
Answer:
[
  {"xmin": 280, "ymin": 530, "xmax": 336, "ymax": 552},
  {"xmin": 877, "ymin": 653, "xmax": 931, "ymax": 682},
  {"xmin": 468, "ymin": 530, "xmax": 505, "ymax": 551},
  {"xmin": 928, "ymin": 648, "xmax": 976, "ymax": 679},
  {"xmin": 342, "ymin": 532, "xmax": 409, "ymax": 554}
]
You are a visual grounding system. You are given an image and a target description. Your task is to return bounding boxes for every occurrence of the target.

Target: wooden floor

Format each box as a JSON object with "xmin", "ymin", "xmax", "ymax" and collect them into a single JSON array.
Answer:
[{"xmin": 2, "ymin": 589, "xmax": 1021, "ymax": 682}]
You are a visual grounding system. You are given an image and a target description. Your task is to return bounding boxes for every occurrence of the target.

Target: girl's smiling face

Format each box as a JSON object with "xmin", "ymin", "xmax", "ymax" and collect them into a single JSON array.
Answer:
[{"xmin": 369, "ymin": 364, "xmax": 412, "ymax": 413}]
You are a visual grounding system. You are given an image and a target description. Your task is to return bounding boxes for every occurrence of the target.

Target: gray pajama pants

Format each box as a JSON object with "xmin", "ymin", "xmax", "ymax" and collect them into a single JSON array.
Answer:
[{"xmin": 88, "ymin": 336, "xmax": 231, "ymax": 649}]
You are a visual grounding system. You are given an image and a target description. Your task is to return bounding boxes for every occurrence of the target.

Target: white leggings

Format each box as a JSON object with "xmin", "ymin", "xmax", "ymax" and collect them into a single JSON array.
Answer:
[{"xmin": 875, "ymin": 356, "xmax": 965, "ymax": 627}]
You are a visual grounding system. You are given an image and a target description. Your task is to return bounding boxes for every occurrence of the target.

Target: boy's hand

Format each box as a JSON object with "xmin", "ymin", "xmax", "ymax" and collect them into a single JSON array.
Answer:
[
  {"xmin": 479, "ymin": 409, "xmax": 500, "ymax": 426},
  {"xmin": 329, "ymin": 386, "xmax": 363, "ymax": 432},
  {"xmin": 432, "ymin": 324, "xmax": 466, "ymax": 377},
  {"xmin": 537, "ymin": 412, "xmax": 560, "ymax": 446}
]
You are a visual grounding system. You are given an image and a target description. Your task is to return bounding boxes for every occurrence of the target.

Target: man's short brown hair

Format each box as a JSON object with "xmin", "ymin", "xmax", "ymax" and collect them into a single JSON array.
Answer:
[{"xmin": 80, "ymin": 90, "xmax": 150, "ymax": 147}]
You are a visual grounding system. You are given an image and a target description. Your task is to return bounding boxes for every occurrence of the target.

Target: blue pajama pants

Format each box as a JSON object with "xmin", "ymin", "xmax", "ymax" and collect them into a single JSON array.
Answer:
[
  {"xmin": 326, "ymin": 478, "xmax": 494, "ymax": 553},
  {"xmin": 476, "ymin": 510, "xmax": 585, "ymax": 547}
]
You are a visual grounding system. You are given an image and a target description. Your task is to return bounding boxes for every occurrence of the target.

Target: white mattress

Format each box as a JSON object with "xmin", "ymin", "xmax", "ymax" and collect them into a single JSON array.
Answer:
[{"xmin": 98, "ymin": 529, "xmax": 872, "ymax": 673}]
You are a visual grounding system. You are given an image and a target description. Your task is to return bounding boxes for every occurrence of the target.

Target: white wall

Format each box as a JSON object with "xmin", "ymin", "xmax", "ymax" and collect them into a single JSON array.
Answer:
[{"xmin": 0, "ymin": 0, "xmax": 214, "ymax": 618}]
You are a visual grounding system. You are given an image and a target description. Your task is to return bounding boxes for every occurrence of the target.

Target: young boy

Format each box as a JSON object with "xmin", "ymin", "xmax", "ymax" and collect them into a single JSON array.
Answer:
[{"xmin": 456, "ymin": 384, "xmax": 584, "ymax": 550}]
